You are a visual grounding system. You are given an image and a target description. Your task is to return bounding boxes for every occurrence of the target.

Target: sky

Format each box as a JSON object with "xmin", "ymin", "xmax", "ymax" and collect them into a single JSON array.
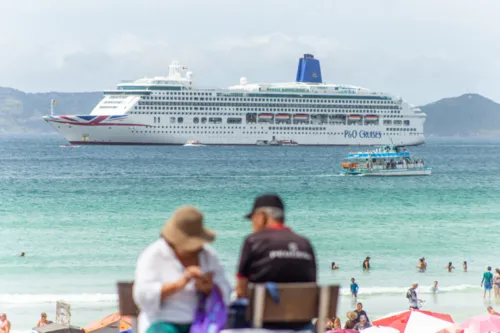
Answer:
[{"xmin": 0, "ymin": 0, "xmax": 499, "ymax": 105}]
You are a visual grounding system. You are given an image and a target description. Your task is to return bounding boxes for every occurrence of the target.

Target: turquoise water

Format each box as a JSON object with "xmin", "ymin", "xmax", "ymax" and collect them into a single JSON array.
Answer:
[{"xmin": 1, "ymin": 135, "xmax": 500, "ymax": 331}]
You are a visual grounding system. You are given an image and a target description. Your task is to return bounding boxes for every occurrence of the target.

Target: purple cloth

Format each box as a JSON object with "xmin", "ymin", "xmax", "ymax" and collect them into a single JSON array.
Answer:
[{"xmin": 190, "ymin": 286, "xmax": 227, "ymax": 333}]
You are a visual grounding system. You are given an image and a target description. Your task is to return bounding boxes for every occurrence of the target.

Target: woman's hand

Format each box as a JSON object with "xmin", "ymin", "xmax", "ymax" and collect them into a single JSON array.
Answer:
[{"xmin": 195, "ymin": 272, "xmax": 214, "ymax": 295}]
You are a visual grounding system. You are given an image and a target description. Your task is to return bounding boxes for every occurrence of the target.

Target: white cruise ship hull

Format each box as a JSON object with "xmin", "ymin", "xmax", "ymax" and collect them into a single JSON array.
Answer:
[{"xmin": 43, "ymin": 116, "xmax": 425, "ymax": 146}]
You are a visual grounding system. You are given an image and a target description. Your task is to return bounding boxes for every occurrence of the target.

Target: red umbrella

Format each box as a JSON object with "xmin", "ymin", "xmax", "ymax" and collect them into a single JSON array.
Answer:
[{"xmin": 372, "ymin": 310, "xmax": 454, "ymax": 333}]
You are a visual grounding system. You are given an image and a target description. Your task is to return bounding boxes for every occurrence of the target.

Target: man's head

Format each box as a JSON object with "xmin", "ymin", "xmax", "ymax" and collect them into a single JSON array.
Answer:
[
  {"xmin": 0, "ymin": 313, "xmax": 6, "ymax": 321},
  {"xmin": 351, "ymin": 278, "xmax": 355, "ymax": 283},
  {"xmin": 488, "ymin": 266, "xmax": 492, "ymax": 271},
  {"xmin": 41, "ymin": 312, "xmax": 47, "ymax": 319},
  {"xmin": 356, "ymin": 303, "xmax": 363, "ymax": 311},
  {"xmin": 412, "ymin": 283, "xmax": 418, "ymax": 289},
  {"xmin": 245, "ymin": 194, "xmax": 285, "ymax": 232},
  {"xmin": 434, "ymin": 281, "xmax": 438, "ymax": 286}
]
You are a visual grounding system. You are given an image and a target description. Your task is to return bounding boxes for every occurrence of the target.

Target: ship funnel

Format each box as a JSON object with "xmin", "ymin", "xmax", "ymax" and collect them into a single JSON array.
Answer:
[{"xmin": 295, "ymin": 54, "xmax": 322, "ymax": 83}]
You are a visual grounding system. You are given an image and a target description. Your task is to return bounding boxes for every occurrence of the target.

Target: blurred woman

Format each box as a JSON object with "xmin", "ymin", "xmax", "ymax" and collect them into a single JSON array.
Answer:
[
  {"xmin": 445, "ymin": 262, "xmax": 455, "ymax": 272},
  {"xmin": 133, "ymin": 206, "xmax": 231, "ymax": 333}
]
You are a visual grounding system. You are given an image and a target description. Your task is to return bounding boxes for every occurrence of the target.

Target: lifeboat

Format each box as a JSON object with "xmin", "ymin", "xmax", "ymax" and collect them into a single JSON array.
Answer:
[
  {"xmin": 275, "ymin": 114, "xmax": 291, "ymax": 120},
  {"xmin": 258, "ymin": 113, "xmax": 273, "ymax": 120},
  {"xmin": 364, "ymin": 115, "xmax": 378, "ymax": 120},
  {"xmin": 293, "ymin": 114, "xmax": 309, "ymax": 120},
  {"xmin": 348, "ymin": 115, "xmax": 361, "ymax": 120}
]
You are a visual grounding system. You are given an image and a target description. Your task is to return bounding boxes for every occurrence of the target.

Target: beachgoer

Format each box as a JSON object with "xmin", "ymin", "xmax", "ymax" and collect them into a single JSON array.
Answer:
[
  {"xmin": 37, "ymin": 313, "xmax": 49, "ymax": 327},
  {"xmin": 0, "ymin": 314, "xmax": 11, "ymax": 333},
  {"xmin": 363, "ymin": 257, "xmax": 371, "ymax": 271},
  {"xmin": 332, "ymin": 317, "xmax": 341, "ymax": 330},
  {"xmin": 344, "ymin": 312, "xmax": 358, "ymax": 329},
  {"xmin": 236, "ymin": 194, "xmax": 316, "ymax": 330},
  {"xmin": 422, "ymin": 257, "xmax": 427, "ymax": 271},
  {"xmin": 417, "ymin": 258, "xmax": 425, "ymax": 272},
  {"xmin": 463, "ymin": 261, "xmax": 468, "ymax": 272},
  {"xmin": 431, "ymin": 281, "xmax": 439, "ymax": 294},
  {"xmin": 481, "ymin": 266, "xmax": 494, "ymax": 299},
  {"xmin": 445, "ymin": 262, "xmax": 455, "ymax": 272},
  {"xmin": 407, "ymin": 283, "xmax": 423, "ymax": 310},
  {"xmin": 353, "ymin": 315, "xmax": 372, "ymax": 331},
  {"xmin": 487, "ymin": 306, "xmax": 500, "ymax": 316},
  {"xmin": 20, "ymin": 252, "xmax": 25, "ymax": 257},
  {"xmin": 331, "ymin": 262, "xmax": 339, "ymax": 270},
  {"xmin": 325, "ymin": 318, "xmax": 334, "ymax": 331},
  {"xmin": 354, "ymin": 303, "xmax": 369, "ymax": 323},
  {"xmin": 133, "ymin": 206, "xmax": 231, "ymax": 333},
  {"xmin": 494, "ymin": 269, "xmax": 500, "ymax": 299},
  {"xmin": 350, "ymin": 278, "xmax": 359, "ymax": 298}
]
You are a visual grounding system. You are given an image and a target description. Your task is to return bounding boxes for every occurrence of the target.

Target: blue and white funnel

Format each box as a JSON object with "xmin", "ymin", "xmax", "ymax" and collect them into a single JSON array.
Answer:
[{"xmin": 295, "ymin": 54, "xmax": 322, "ymax": 83}]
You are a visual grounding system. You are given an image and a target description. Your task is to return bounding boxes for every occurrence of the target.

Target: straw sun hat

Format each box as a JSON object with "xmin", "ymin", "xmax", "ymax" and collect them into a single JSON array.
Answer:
[{"xmin": 161, "ymin": 206, "xmax": 215, "ymax": 252}]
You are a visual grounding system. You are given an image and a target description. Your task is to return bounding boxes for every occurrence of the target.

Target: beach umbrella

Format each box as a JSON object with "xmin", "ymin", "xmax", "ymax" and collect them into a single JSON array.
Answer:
[
  {"xmin": 460, "ymin": 314, "xmax": 500, "ymax": 333},
  {"xmin": 373, "ymin": 310, "xmax": 454, "ymax": 333},
  {"xmin": 325, "ymin": 330, "xmax": 357, "ymax": 333},
  {"xmin": 363, "ymin": 326, "xmax": 401, "ymax": 333},
  {"xmin": 83, "ymin": 312, "xmax": 132, "ymax": 333}
]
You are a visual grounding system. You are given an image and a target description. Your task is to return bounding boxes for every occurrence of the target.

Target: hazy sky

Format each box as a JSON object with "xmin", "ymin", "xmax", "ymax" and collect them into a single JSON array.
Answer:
[{"xmin": 1, "ymin": 0, "xmax": 499, "ymax": 104}]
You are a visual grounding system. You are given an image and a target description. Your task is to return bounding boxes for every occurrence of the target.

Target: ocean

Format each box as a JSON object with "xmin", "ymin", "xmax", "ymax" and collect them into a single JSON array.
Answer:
[{"xmin": 1, "ymin": 135, "xmax": 500, "ymax": 332}]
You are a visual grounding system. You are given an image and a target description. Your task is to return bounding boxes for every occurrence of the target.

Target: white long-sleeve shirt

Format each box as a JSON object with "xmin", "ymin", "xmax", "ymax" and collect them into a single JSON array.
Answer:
[{"xmin": 133, "ymin": 239, "xmax": 232, "ymax": 333}]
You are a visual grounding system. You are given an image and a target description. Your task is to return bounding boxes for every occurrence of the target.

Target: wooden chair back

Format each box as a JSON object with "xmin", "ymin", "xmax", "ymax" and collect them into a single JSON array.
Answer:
[{"xmin": 246, "ymin": 283, "xmax": 339, "ymax": 332}]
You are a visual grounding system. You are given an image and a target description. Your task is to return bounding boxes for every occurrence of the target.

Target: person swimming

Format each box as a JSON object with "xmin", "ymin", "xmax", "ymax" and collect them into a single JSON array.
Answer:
[
  {"xmin": 446, "ymin": 262, "xmax": 455, "ymax": 272},
  {"xmin": 331, "ymin": 262, "xmax": 339, "ymax": 270},
  {"xmin": 463, "ymin": 261, "xmax": 468, "ymax": 272}
]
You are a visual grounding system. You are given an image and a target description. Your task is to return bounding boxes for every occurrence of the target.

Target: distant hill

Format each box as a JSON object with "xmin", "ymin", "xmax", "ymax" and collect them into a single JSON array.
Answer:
[
  {"xmin": 420, "ymin": 93, "xmax": 500, "ymax": 136},
  {"xmin": 0, "ymin": 87, "xmax": 101, "ymax": 134},
  {"xmin": 0, "ymin": 87, "xmax": 499, "ymax": 136}
]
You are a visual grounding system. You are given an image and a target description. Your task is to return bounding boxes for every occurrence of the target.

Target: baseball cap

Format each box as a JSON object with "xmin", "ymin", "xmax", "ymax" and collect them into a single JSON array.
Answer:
[{"xmin": 244, "ymin": 194, "xmax": 285, "ymax": 219}]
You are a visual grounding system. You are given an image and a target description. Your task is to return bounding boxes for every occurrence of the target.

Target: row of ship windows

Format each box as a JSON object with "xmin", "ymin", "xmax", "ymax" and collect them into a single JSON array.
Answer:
[
  {"xmin": 133, "ymin": 106, "xmax": 400, "ymax": 113},
  {"xmin": 129, "ymin": 130, "xmax": 421, "ymax": 135},
  {"xmin": 132, "ymin": 111, "xmax": 404, "ymax": 118},
  {"xmin": 146, "ymin": 125, "xmax": 326, "ymax": 130},
  {"xmin": 142, "ymin": 94, "xmax": 397, "ymax": 105},
  {"xmin": 136, "ymin": 102, "xmax": 402, "ymax": 112},
  {"xmin": 153, "ymin": 117, "xmax": 407, "ymax": 125}
]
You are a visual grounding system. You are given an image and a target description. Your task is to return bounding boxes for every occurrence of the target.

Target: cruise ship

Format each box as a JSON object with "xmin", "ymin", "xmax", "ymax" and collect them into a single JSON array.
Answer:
[{"xmin": 42, "ymin": 54, "xmax": 426, "ymax": 146}]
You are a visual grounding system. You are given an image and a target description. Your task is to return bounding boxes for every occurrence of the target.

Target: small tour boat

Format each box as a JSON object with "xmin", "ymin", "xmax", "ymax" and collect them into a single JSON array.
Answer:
[
  {"xmin": 59, "ymin": 144, "xmax": 81, "ymax": 148},
  {"xmin": 279, "ymin": 140, "xmax": 298, "ymax": 146},
  {"xmin": 183, "ymin": 140, "xmax": 205, "ymax": 147},
  {"xmin": 340, "ymin": 145, "xmax": 432, "ymax": 176}
]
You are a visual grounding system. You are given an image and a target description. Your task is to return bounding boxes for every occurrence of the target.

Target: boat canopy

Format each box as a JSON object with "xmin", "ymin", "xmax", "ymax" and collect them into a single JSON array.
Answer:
[{"xmin": 347, "ymin": 150, "xmax": 410, "ymax": 159}]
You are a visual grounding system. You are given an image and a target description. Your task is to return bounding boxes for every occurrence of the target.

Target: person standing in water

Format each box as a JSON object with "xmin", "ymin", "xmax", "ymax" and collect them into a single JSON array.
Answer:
[
  {"xmin": 463, "ymin": 261, "xmax": 468, "ymax": 272},
  {"xmin": 407, "ymin": 283, "xmax": 423, "ymax": 310},
  {"xmin": 445, "ymin": 262, "xmax": 455, "ymax": 272},
  {"xmin": 494, "ymin": 268, "xmax": 500, "ymax": 299},
  {"xmin": 350, "ymin": 278, "xmax": 359, "ymax": 299},
  {"xmin": 331, "ymin": 262, "xmax": 339, "ymax": 270},
  {"xmin": 362, "ymin": 257, "xmax": 370, "ymax": 271},
  {"xmin": 430, "ymin": 281, "xmax": 439, "ymax": 293},
  {"xmin": 481, "ymin": 266, "xmax": 494, "ymax": 299}
]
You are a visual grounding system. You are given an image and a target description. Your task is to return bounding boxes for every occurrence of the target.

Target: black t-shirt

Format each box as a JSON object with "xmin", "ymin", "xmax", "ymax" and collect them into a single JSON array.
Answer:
[
  {"xmin": 237, "ymin": 226, "xmax": 317, "ymax": 283},
  {"xmin": 354, "ymin": 310, "xmax": 369, "ymax": 323}
]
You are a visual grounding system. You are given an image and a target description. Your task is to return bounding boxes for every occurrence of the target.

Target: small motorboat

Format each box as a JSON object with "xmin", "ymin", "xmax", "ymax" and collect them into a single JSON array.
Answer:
[
  {"xmin": 59, "ymin": 144, "xmax": 81, "ymax": 148},
  {"xmin": 183, "ymin": 140, "xmax": 205, "ymax": 147}
]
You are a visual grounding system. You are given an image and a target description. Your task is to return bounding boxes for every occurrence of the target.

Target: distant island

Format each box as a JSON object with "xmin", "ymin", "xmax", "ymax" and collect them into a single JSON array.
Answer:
[{"xmin": 0, "ymin": 87, "xmax": 499, "ymax": 136}]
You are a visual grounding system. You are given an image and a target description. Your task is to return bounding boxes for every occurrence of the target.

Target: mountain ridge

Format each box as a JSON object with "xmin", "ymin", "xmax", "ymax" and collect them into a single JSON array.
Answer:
[{"xmin": 0, "ymin": 87, "xmax": 499, "ymax": 136}]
